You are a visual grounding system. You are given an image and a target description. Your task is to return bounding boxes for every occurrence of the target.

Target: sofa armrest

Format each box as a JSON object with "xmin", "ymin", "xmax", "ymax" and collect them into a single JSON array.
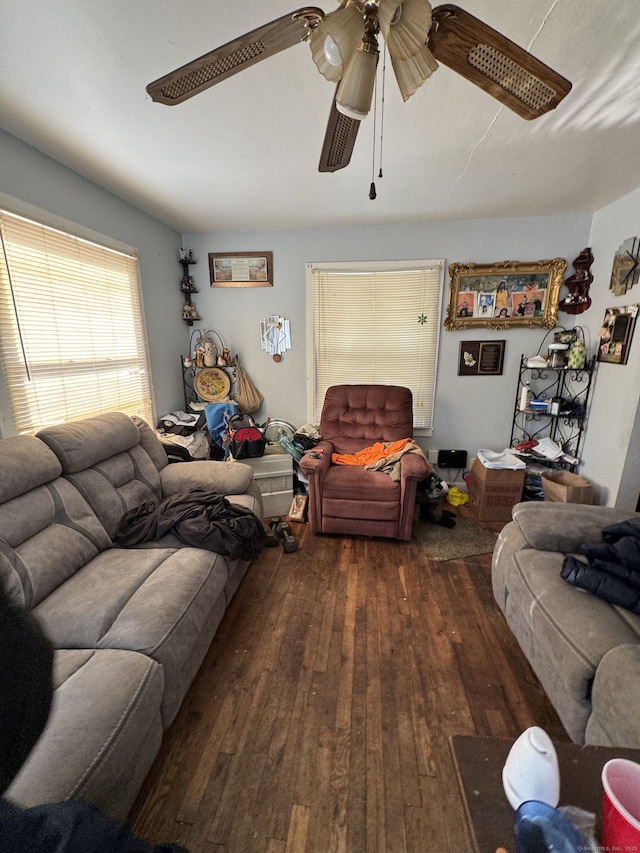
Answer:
[
  {"xmin": 159, "ymin": 459, "xmax": 253, "ymax": 497},
  {"xmin": 586, "ymin": 644, "xmax": 640, "ymax": 748},
  {"xmin": 511, "ymin": 502, "xmax": 640, "ymax": 553}
]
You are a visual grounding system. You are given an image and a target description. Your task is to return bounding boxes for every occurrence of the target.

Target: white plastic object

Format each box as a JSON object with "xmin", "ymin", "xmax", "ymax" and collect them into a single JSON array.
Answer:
[
  {"xmin": 502, "ymin": 726, "xmax": 560, "ymax": 810},
  {"xmin": 519, "ymin": 382, "xmax": 531, "ymax": 411}
]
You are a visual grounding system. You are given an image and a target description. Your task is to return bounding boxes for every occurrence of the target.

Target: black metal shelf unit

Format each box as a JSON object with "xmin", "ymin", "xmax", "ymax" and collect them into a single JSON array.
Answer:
[{"xmin": 510, "ymin": 354, "xmax": 596, "ymax": 471}]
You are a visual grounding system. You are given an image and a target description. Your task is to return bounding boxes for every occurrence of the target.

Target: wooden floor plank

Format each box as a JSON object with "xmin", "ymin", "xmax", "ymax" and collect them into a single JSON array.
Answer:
[{"xmin": 129, "ymin": 517, "xmax": 569, "ymax": 852}]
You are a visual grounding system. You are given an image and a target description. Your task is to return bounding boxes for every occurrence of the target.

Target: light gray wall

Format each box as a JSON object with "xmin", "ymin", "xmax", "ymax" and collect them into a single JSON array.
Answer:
[
  {"xmin": 184, "ymin": 215, "xmax": 592, "ymax": 460},
  {"xmin": 3, "ymin": 128, "xmax": 636, "ymax": 509},
  {"xmin": 0, "ymin": 128, "xmax": 184, "ymax": 432},
  {"xmin": 580, "ymin": 185, "xmax": 640, "ymax": 507}
]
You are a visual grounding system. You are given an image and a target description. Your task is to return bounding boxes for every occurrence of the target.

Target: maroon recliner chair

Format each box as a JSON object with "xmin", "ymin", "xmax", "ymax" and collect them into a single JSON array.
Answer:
[{"xmin": 298, "ymin": 384, "xmax": 431, "ymax": 540}]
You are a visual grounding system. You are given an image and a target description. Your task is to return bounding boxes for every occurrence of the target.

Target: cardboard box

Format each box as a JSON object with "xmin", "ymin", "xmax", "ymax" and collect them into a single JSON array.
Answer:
[
  {"xmin": 469, "ymin": 458, "xmax": 525, "ymax": 522},
  {"xmin": 541, "ymin": 470, "xmax": 593, "ymax": 504}
]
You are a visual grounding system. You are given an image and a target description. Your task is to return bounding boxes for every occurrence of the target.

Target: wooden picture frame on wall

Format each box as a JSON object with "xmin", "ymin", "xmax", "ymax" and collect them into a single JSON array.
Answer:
[
  {"xmin": 209, "ymin": 251, "xmax": 273, "ymax": 287},
  {"xmin": 444, "ymin": 258, "xmax": 566, "ymax": 330}
]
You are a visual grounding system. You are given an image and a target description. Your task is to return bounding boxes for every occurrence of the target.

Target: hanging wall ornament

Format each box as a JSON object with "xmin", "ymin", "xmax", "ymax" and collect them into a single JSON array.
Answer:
[
  {"xmin": 609, "ymin": 237, "xmax": 640, "ymax": 296},
  {"xmin": 260, "ymin": 315, "xmax": 291, "ymax": 362},
  {"xmin": 558, "ymin": 247, "xmax": 594, "ymax": 315}
]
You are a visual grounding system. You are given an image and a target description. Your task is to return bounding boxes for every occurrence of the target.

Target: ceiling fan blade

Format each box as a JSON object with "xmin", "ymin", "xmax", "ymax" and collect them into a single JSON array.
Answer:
[
  {"xmin": 429, "ymin": 4, "xmax": 572, "ymax": 120},
  {"xmin": 318, "ymin": 91, "xmax": 360, "ymax": 172},
  {"xmin": 147, "ymin": 7, "xmax": 325, "ymax": 105}
]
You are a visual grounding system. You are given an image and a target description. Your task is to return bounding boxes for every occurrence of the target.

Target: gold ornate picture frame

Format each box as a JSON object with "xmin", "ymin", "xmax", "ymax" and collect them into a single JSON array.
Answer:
[{"xmin": 444, "ymin": 258, "xmax": 566, "ymax": 330}]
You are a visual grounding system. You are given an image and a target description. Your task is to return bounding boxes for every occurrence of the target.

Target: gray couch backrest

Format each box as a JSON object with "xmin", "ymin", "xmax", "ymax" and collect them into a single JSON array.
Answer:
[
  {"xmin": 36, "ymin": 412, "xmax": 164, "ymax": 540},
  {"xmin": 0, "ymin": 435, "xmax": 112, "ymax": 609}
]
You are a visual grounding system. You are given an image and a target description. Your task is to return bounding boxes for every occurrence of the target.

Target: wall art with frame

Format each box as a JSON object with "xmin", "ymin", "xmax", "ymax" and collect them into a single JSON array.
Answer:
[
  {"xmin": 458, "ymin": 340, "xmax": 506, "ymax": 376},
  {"xmin": 209, "ymin": 251, "xmax": 273, "ymax": 287},
  {"xmin": 597, "ymin": 304, "xmax": 639, "ymax": 365},
  {"xmin": 444, "ymin": 258, "xmax": 566, "ymax": 330}
]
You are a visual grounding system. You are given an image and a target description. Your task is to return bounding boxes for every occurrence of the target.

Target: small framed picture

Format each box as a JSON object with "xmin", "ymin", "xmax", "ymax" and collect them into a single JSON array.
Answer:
[
  {"xmin": 597, "ymin": 304, "xmax": 639, "ymax": 365},
  {"xmin": 458, "ymin": 340, "xmax": 506, "ymax": 375}
]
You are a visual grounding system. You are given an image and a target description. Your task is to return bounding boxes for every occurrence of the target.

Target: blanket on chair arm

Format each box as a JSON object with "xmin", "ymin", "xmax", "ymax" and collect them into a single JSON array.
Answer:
[
  {"xmin": 331, "ymin": 439, "xmax": 430, "ymax": 481},
  {"xmin": 115, "ymin": 488, "xmax": 265, "ymax": 560}
]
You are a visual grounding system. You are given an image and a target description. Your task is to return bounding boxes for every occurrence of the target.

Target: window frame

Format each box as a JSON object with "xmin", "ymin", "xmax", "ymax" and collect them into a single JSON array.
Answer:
[
  {"xmin": 306, "ymin": 258, "xmax": 444, "ymax": 435},
  {"xmin": 0, "ymin": 196, "xmax": 154, "ymax": 436}
]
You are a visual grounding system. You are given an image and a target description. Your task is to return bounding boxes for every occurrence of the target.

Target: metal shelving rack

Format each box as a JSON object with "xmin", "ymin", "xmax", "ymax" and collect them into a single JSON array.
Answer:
[{"xmin": 510, "ymin": 354, "xmax": 596, "ymax": 471}]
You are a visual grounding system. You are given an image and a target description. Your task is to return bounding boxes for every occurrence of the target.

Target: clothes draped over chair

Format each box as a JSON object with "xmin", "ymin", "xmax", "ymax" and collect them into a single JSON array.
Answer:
[
  {"xmin": 115, "ymin": 488, "xmax": 265, "ymax": 560},
  {"xmin": 332, "ymin": 438, "xmax": 428, "ymax": 481}
]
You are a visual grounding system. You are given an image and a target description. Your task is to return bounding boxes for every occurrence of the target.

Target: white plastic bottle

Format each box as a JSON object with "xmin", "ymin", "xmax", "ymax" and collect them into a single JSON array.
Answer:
[{"xmin": 519, "ymin": 382, "xmax": 531, "ymax": 412}]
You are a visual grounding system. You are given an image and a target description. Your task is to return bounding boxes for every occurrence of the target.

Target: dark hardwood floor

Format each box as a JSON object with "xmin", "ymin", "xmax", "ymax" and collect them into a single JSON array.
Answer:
[{"xmin": 129, "ymin": 511, "xmax": 569, "ymax": 853}]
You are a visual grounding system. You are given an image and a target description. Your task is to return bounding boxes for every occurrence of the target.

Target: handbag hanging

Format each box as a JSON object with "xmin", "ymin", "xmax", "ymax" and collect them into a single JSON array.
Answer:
[{"xmin": 233, "ymin": 354, "xmax": 264, "ymax": 414}]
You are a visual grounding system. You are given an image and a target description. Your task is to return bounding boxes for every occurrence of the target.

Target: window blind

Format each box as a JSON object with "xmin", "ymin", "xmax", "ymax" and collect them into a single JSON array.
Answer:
[
  {"xmin": 307, "ymin": 261, "xmax": 444, "ymax": 430},
  {"xmin": 0, "ymin": 209, "xmax": 153, "ymax": 435}
]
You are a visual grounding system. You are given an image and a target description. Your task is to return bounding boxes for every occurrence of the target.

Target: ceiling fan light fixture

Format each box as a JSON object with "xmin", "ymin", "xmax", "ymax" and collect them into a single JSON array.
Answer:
[
  {"xmin": 335, "ymin": 35, "xmax": 379, "ymax": 119},
  {"xmin": 390, "ymin": 42, "xmax": 438, "ymax": 101},
  {"xmin": 379, "ymin": 0, "xmax": 433, "ymax": 62},
  {"xmin": 310, "ymin": 4, "xmax": 364, "ymax": 83}
]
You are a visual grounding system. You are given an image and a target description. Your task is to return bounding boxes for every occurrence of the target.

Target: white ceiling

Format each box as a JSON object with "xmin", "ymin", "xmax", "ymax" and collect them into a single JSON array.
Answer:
[{"xmin": 1, "ymin": 1, "xmax": 640, "ymax": 234}]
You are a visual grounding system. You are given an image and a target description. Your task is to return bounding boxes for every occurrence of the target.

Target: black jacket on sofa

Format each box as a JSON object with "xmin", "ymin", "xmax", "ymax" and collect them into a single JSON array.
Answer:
[{"xmin": 561, "ymin": 516, "xmax": 640, "ymax": 612}]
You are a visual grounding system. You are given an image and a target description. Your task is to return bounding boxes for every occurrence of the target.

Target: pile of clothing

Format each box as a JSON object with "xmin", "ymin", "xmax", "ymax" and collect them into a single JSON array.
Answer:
[{"xmin": 561, "ymin": 516, "xmax": 640, "ymax": 613}]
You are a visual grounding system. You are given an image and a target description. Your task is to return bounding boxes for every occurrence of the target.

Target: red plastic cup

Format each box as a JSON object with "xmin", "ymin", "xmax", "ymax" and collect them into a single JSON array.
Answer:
[{"xmin": 602, "ymin": 758, "xmax": 640, "ymax": 851}]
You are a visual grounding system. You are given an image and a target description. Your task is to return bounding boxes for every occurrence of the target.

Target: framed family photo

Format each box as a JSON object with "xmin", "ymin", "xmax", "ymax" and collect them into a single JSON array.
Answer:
[
  {"xmin": 597, "ymin": 304, "xmax": 639, "ymax": 364},
  {"xmin": 444, "ymin": 258, "xmax": 566, "ymax": 330}
]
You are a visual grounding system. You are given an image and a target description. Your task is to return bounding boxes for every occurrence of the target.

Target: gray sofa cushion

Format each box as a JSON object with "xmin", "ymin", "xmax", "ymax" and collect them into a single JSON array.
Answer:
[
  {"xmin": 38, "ymin": 415, "xmax": 163, "ymax": 539},
  {"xmin": 32, "ymin": 545, "xmax": 230, "ymax": 725},
  {"xmin": 510, "ymin": 502, "xmax": 637, "ymax": 553},
  {"xmin": 37, "ymin": 413, "xmax": 143, "ymax": 474},
  {"xmin": 0, "ymin": 436, "xmax": 62, "ymax": 504},
  {"xmin": 0, "ymin": 475, "xmax": 112, "ymax": 609},
  {"xmin": 131, "ymin": 416, "xmax": 169, "ymax": 472},
  {"xmin": 6, "ymin": 648, "xmax": 164, "ymax": 820},
  {"xmin": 159, "ymin": 459, "xmax": 253, "ymax": 497},
  {"xmin": 505, "ymin": 546, "xmax": 640, "ymax": 742},
  {"xmin": 586, "ymin": 644, "xmax": 640, "ymax": 747}
]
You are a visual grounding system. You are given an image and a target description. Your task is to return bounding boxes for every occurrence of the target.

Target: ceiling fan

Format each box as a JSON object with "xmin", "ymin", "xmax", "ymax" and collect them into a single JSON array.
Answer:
[{"xmin": 146, "ymin": 2, "xmax": 571, "ymax": 173}]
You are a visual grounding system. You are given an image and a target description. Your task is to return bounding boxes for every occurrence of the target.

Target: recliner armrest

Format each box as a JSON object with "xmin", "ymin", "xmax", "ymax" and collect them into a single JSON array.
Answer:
[
  {"xmin": 398, "ymin": 452, "xmax": 432, "ymax": 481},
  {"xmin": 298, "ymin": 440, "xmax": 334, "ymax": 479}
]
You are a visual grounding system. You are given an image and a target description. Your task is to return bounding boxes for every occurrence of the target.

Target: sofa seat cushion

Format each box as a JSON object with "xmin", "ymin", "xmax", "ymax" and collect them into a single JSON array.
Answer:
[
  {"xmin": 505, "ymin": 547, "xmax": 640, "ymax": 742},
  {"xmin": 7, "ymin": 648, "xmax": 164, "ymax": 820},
  {"xmin": 32, "ymin": 545, "xmax": 229, "ymax": 724}
]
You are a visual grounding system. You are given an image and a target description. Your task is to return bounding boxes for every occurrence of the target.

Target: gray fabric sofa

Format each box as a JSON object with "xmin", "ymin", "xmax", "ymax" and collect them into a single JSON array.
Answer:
[
  {"xmin": 492, "ymin": 501, "xmax": 640, "ymax": 748},
  {"xmin": 0, "ymin": 412, "xmax": 263, "ymax": 820}
]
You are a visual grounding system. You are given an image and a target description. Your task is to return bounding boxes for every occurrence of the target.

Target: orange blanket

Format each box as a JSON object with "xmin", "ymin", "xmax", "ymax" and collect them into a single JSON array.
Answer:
[{"xmin": 332, "ymin": 438, "xmax": 412, "ymax": 467}]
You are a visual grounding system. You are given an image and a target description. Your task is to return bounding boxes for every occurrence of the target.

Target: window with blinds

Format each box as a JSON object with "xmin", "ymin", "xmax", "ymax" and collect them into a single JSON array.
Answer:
[
  {"xmin": 0, "ymin": 209, "xmax": 153, "ymax": 435},
  {"xmin": 306, "ymin": 260, "xmax": 444, "ymax": 431}
]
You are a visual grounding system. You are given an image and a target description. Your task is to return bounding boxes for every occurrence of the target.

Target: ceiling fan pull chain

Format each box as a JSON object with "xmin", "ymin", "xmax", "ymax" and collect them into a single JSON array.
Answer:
[
  {"xmin": 369, "ymin": 63, "xmax": 379, "ymax": 200},
  {"xmin": 378, "ymin": 45, "xmax": 387, "ymax": 180}
]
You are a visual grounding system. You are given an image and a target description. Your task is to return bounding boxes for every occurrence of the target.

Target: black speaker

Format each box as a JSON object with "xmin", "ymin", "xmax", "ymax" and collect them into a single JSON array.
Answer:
[{"xmin": 437, "ymin": 449, "xmax": 468, "ymax": 468}]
